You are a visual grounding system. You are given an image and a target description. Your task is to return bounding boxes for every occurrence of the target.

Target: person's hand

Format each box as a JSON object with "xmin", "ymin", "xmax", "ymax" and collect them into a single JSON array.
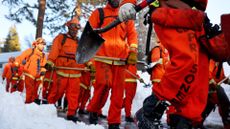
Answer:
[
  {"xmin": 45, "ymin": 61, "xmax": 54, "ymax": 71},
  {"xmin": 127, "ymin": 52, "xmax": 137, "ymax": 64},
  {"xmin": 88, "ymin": 64, "xmax": 96, "ymax": 80},
  {"xmin": 118, "ymin": 3, "xmax": 136, "ymax": 22},
  {"xmin": 2, "ymin": 77, "xmax": 5, "ymax": 81},
  {"xmin": 139, "ymin": 78, "xmax": 144, "ymax": 83}
]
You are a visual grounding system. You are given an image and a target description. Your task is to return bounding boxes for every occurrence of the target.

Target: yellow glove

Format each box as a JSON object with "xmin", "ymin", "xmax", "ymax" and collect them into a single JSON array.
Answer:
[
  {"xmin": 88, "ymin": 64, "xmax": 96, "ymax": 80},
  {"xmin": 127, "ymin": 52, "xmax": 137, "ymax": 64}
]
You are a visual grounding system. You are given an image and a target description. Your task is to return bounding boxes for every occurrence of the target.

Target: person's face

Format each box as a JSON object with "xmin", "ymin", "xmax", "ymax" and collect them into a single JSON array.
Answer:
[
  {"xmin": 68, "ymin": 23, "xmax": 80, "ymax": 38},
  {"xmin": 108, "ymin": 0, "xmax": 121, "ymax": 8},
  {"xmin": 37, "ymin": 43, "xmax": 45, "ymax": 51}
]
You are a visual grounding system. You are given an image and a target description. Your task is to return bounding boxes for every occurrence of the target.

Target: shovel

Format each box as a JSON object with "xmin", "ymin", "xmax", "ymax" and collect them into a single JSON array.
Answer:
[{"xmin": 76, "ymin": 0, "xmax": 157, "ymax": 64}]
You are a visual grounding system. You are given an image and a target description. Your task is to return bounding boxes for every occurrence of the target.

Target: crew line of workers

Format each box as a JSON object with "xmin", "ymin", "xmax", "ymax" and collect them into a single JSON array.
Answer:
[{"xmin": 2, "ymin": 0, "xmax": 230, "ymax": 129}]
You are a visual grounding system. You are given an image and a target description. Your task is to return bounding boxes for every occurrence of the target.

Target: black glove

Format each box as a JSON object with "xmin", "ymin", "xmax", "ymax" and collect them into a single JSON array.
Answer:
[
  {"xmin": 2, "ymin": 77, "xmax": 5, "ymax": 81},
  {"xmin": 45, "ymin": 62, "xmax": 54, "ymax": 71},
  {"xmin": 204, "ymin": 15, "xmax": 222, "ymax": 39},
  {"xmin": 12, "ymin": 67, "xmax": 18, "ymax": 72},
  {"xmin": 40, "ymin": 71, "xmax": 46, "ymax": 76}
]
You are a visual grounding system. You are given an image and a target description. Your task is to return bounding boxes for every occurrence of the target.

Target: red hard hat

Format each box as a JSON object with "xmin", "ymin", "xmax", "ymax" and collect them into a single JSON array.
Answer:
[
  {"xmin": 65, "ymin": 18, "xmax": 81, "ymax": 30},
  {"xmin": 32, "ymin": 37, "xmax": 46, "ymax": 47},
  {"xmin": 8, "ymin": 57, "xmax": 15, "ymax": 63},
  {"xmin": 182, "ymin": 0, "xmax": 208, "ymax": 11}
]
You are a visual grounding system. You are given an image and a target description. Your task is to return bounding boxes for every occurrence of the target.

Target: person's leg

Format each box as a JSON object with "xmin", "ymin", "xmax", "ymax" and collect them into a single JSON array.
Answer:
[
  {"xmin": 124, "ymin": 82, "xmax": 137, "ymax": 122},
  {"xmin": 66, "ymin": 77, "xmax": 80, "ymax": 122},
  {"xmin": 24, "ymin": 76, "xmax": 35, "ymax": 103},
  {"xmin": 87, "ymin": 62, "xmax": 111, "ymax": 124},
  {"xmin": 108, "ymin": 65, "xmax": 125, "ymax": 127}
]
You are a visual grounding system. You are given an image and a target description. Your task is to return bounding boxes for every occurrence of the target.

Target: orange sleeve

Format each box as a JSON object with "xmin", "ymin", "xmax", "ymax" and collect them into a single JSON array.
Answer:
[
  {"xmin": 15, "ymin": 49, "xmax": 33, "ymax": 65},
  {"xmin": 48, "ymin": 34, "xmax": 62, "ymax": 62},
  {"xmin": 151, "ymin": 8, "xmax": 205, "ymax": 31},
  {"xmin": 2, "ymin": 64, "xmax": 10, "ymax": 78},
  {"xmin": 151, "ymin": 47, "xmax": 161, "ymax": 62},
  {"xmin": 126, "ymin": 20, "xmax": 138, "ymax": 50},
  {"xmin": 120, "ymin": 0, "xmax": 137, "ymax": 5},
  {"xmin": 89, "ymin": 9, "xmax": 101, "ymax": 29},
  {"xmin": 41, "ymin": 54, "xmax": 47, "ymax": 72}
]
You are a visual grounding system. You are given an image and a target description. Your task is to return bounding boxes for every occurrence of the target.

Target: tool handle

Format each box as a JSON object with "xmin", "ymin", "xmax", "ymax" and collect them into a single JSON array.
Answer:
[{"xmin": 94, "ymin": 0, "xmax": 155, "ymax": 33}]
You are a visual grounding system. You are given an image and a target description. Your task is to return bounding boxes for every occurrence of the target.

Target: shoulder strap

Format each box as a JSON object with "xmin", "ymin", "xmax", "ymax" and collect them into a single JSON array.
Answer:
[
  {"xmin": 98, "ymin": 8, "xmax": 104, "ymax": 27},
  {"xmin": 26, "ymin": 48, "xmax": 35, "ymax": 61},
  {"xmin": 61, "ymin": 34, "xmax": 68, "ymax": 46}
]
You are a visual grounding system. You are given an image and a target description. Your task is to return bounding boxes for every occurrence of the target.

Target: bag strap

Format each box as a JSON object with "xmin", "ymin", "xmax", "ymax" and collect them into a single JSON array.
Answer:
[{"xmin": 98, "ymin": 8, "xmax": 104, "ymax": 27}]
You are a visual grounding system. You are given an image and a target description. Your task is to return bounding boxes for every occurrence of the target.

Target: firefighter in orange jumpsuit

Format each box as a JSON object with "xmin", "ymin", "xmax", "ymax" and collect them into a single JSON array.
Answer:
[
  {"xmin": 15, "ymin": 38, "xmax": 46, "ymax": 104},
  {"xmin": 2, "ymin": 57, "xmax": 15, "ymax": 92},
  {"xmin": 197, "ymin": 60, "xmax": 230, "ymax": 129},
  {"xmin": 119, "ymin": 0, "xmax": 210, "ymax": 128},
  {"xmin": 123, "ymin": 65, "xmax": 138, "ymax": 122},
  {"xmin": 45, "ymin": 18, "xmax": 95, "ymax": 122},
  {"xmin": 86, "ymin": 0, "xmax": 138, "ymax": 128}
]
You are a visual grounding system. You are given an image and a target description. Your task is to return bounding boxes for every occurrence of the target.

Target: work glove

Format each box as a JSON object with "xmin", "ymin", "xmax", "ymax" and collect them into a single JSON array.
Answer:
[
  {"xmin": 127, "ymin": 52, "xmax": 137, "ymax": 65},
  {"xmin": 139, "ymin": 78, "xmax": 144, "ymax": 83},
  {"xmin": 12, "ymin": 66, "xmax": 18, "ymax": 73},
  {"xmin": 45, "ymin": 61, "xmax": 54, "ymax": 71},
  {"xmin": 118, "ymin": 3, "xmax": 136, "ymax": 22},
  {"xmin": 40, "ymin": 71, "xmax": 46, "ymax": 76},
  {"xmin": 88, "ymin": 64, "xmax": 96, "ymax": 80},
  {"xmin": 2, "ymin": 77, "xmax": 5, "ymax": 81}
]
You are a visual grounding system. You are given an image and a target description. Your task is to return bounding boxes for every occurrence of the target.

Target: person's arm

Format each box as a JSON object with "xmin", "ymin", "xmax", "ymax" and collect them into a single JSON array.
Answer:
[
  {"xmin": 126, "ymin": 20, "xmax": 138, "ymax": 53},
  {"xmin": 15, "ymin": 49, "xmax": 32, "ymax": 65}
]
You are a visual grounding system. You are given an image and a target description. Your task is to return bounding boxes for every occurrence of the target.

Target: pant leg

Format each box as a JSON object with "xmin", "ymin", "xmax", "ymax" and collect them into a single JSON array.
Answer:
[
  {"xmin": 87, "ymin": 62, "xmax": 111, "ymax": 113},
  {"xmin": 47, "ymin": 71, "xmax": 58, "ymax": 104},
  {"xmin": 154, "ymin": 25, "xmax": 209, "ymax": 122},
  {"xmin": 25, "ymin": 76, "xmax": 35, "ymax": 103},
  {"xmin": 17, "ymin": 80, "xmax": 24, "ymax": 92},
  {"xmin": 107, "ymin": 65, "xmax": 125, "ymax": 124},
  {"xmin": 66, "ymin": 77, "xmax": 80, "ymax": 116},
  {"xmin": 6, "ymin": 78, "xmax": 10, "ymax": 92},
  {"xmin": 124, "ymin": 82, "xmax": 137, "ymax": 117}
]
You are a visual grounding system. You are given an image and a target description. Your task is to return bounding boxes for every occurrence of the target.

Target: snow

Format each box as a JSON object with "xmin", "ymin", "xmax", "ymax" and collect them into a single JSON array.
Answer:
[{"xmin": 0, "ymin": 65, "xmax": 229, "ymax": 128}]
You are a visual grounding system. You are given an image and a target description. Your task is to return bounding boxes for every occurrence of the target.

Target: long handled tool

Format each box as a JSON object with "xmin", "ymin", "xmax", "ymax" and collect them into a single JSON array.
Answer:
[
  {"xmin": 76, "ymin": 0, "xmax": 157, "ymax": 64},
  {"xmin": 125, "ymin": 69, "xmax": 151, "ymax": 88}
]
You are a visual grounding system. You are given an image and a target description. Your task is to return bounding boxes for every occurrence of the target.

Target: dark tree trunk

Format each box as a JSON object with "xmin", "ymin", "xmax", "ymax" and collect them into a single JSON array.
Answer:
[{"xmin": 36, "ymin": 0, "xmax": 46, "ymax": 39}]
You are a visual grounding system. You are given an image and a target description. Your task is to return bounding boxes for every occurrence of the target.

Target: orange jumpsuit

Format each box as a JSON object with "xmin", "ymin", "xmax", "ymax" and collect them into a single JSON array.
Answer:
[
  {"xmin": 47, "ymin": 34, "xmax": 84, "ymax": 116},
  {"xmin": 2, "ymin": 63, "xmax": 12, "ymax": 92},
  {"xmin": 124, "ymin": 65, "xmax": 138, "ymax": 117},
  {"xmin": 16, "ymin": 48, "xmax": 46, "ymax": 103},
  {"xmin": 150, "ymin": 44, "xmax": 169, "ymax": 90},
  {"xmin": 207, "ymin": 60, "xmax": 230, "ymax": 129},
  {"xmin": 78, "ymin": 70, "xmax": 91, "ymax": 111},
  {"xmin": 86, "ymin": 4, "xmax": 138, "ymax": 124},
  {"xmin": 151, "ymin": 8, "xmax": 209, "ymax": 122},
  {"xmin": 123, "ymin": 0, "xmax": 213, "ymax": 123}
]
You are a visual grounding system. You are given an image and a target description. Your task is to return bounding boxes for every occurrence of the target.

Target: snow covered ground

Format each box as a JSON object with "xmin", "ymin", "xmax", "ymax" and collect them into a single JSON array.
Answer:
[{"xmin": 1, "ymin": 64, "xmax": 229, "ymax": 129}]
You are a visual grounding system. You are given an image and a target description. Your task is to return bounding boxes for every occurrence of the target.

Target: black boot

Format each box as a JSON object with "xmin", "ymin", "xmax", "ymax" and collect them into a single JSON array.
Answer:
[
  {"xmin": 169, "ymin": 114, "xmax": 192, "ymax": 129},
  {"xmin": 67, "ymin": 115, "xmax": 81, "ymax": 123},
  {"xmin": 135, "ymin": 94, "xmax": 169, "ymax": 129},
  {"xmin": 78, "ymin": 109, "xmax": 89, "ymax": 115},
  {"xmin": 34, "ymin": 99, "xmax": 41, "ymax": 105},
  {"xmin": 125, "ymin": 116, "xmax": 134, "ymax": 122},
  {"xmin": 108, "ymin": 123, "xmax": 120, "ymax": 129},
  {"xmin": 98, "ymin": 113, "xmax": 107, "ymax": 119},
  {"xmin": 89, "ymin": 112, "xmax": 98, "ymax": 124}
]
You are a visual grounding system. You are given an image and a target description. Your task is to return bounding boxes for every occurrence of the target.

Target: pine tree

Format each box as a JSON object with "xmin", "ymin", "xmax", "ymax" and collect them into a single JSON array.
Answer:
[{"xmin": 3, "ymin": 25, "xmax": 21, "ymax": 52}]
